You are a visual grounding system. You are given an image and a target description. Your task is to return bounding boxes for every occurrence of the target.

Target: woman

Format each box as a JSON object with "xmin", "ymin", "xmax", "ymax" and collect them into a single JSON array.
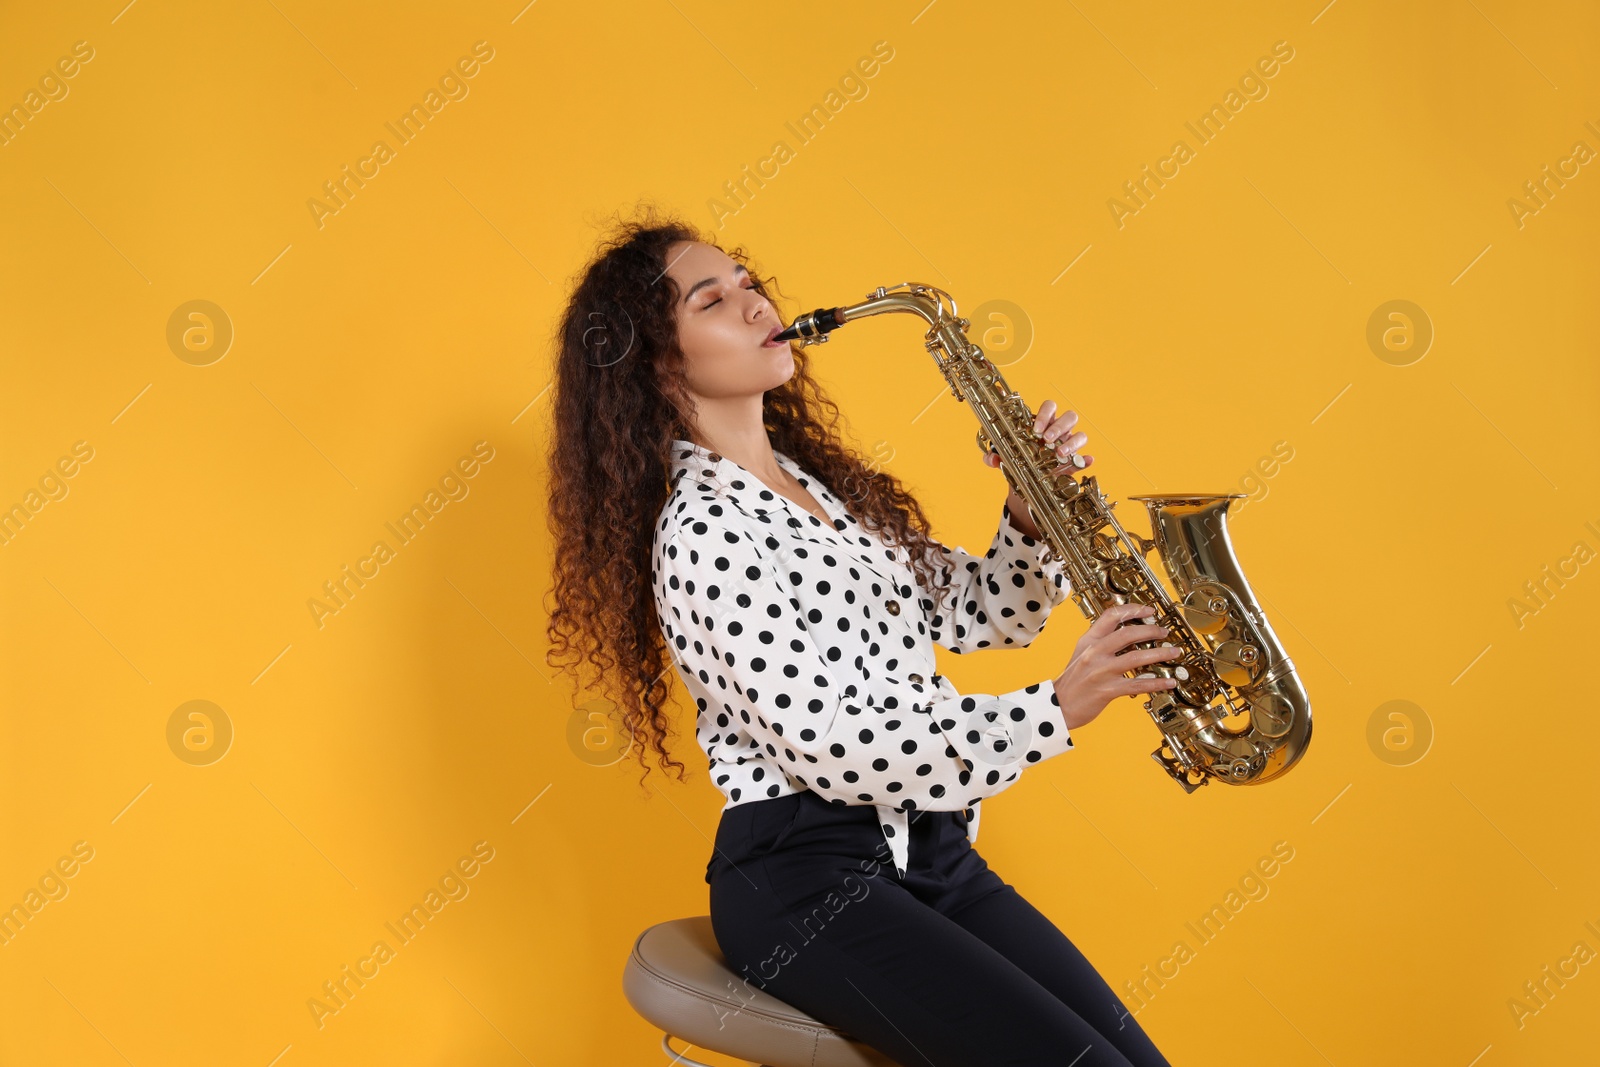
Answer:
[{"xmin": 546, "ymin": 209, "xmax": 1181, "ymax": 1066}]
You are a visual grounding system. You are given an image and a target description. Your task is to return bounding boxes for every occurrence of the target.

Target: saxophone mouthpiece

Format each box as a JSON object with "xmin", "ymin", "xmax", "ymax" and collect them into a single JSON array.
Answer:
[{"xmin": 775, "ymin": 307, "xmax": 845, "ymax": 344}]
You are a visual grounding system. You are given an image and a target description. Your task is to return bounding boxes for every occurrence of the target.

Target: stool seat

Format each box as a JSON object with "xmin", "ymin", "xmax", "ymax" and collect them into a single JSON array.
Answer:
[{"xmin": 623, "ymin": 915, "xmax": 897, "ymax": 1067}]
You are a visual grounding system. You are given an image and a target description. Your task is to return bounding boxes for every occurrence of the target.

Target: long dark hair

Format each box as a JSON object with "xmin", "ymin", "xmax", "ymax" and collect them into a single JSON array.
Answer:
[{"xmin": 544, "ymin": 205, "xmax": 954, "ymax": 787}]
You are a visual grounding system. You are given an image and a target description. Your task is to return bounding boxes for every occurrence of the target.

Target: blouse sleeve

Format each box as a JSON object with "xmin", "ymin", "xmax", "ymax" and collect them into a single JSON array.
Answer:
[
  {"xmin": 916, "ymin": 500, "xmax": 1073, "ymax": 655},
  {"xmin": 654, "ymin": 519, "xmax": 1075, "ymax": 812}
]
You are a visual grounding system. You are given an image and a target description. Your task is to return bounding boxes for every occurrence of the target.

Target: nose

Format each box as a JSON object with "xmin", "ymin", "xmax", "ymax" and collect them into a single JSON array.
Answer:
[{"xmin": 746, "ymin": 289, "xmax": 772, "ymax": 321}]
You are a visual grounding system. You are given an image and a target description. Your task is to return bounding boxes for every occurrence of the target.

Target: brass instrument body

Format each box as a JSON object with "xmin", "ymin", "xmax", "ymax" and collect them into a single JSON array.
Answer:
[{"xmin": 779, "ymin": 283, "xmax": 1312, "ymax": 793}]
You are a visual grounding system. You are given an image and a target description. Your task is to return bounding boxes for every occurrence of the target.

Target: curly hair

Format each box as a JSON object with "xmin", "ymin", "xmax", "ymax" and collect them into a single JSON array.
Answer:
[{"xmin": 543, "ymin": 205, "xmax": 958, "ymax": 790}]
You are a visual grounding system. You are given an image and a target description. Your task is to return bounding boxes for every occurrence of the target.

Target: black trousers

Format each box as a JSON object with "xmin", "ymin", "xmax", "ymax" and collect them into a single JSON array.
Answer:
[{"xmin": 706, "ymin": 790, "xmax": 1174, "ymax": 1067}]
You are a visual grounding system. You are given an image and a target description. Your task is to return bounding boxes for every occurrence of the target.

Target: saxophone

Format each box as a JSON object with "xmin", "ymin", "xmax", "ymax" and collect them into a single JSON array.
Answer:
[{"xmin": 774, "ymin": 283, "xmax": 1312, "ymax": 792}]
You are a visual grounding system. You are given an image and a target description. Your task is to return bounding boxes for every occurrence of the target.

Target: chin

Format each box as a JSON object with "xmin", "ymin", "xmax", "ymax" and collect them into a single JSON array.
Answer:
[
  {"xmin": 770, "ymin": 354, "xmax": 797, "ymax": 385},
  {"xmin": 757, "ymin": 347, "xmax": 795, "ymax": 380}
]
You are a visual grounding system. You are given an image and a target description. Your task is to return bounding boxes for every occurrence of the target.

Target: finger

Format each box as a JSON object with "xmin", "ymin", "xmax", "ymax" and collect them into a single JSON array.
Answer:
[
  {"xmin": 1107, "ymin": 615, "xmax": 1164, "ymax": 645},
  {"xmin": 1112, "ymin": 623, "xmax": 1171, "ymax": 653},
  {"xmin": 1127, "ymin": 674, "xmax": 1180, "ymax": 694},
  {"xmin": 1126, "ymin": 645, "xmax": 1183, "ymax": 667},
  {"xmin": 1052, "ymin": 447, "xmax": 1089, "ymax": 470},
  {"xmin": 1047, "ymin": 431, "xmax": 1088, "ymax": 458},
  {"xmin": 1033, "ymin": 400, "xmax": 1058, "ymax": 435},
  {"xmin": 1050, "ymin": 439, "xmax": 1085, "ymax": 464},
  {"xmin": 1093, "ymin": 603, "xmax": 1157, "ymax": 634},
  {"xmin": 1043, "ymin": 409, "xmax": 1080, "ymax": 442},
  {"xmin": 1109, "ymin": 622, "xmax": 1168, "ymax": 645}
]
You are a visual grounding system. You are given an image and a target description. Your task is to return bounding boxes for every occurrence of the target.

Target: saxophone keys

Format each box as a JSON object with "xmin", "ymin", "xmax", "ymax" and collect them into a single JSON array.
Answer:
[
  {"xmin": 1155, "ymin": 640, "xmax": 1191, "ymax": 681},
  {"xmin": 1217, "ymin": 737, "xmax": 1266, "ymax": 781},
  {"xmin": 1106, "ymin": 569, "xmax": 1138, "ymax": 595},
  {"xmin": 1245, "ymin": 691, "xmax": 1294, "ymax": 738},
  {"xmin": 1181, "ymin": 587, "xmax": 1230, "ymax": 635},
  {"xmin": 1211, "ymin": 639, "xmax": 1262, "ymax": 687},
  {"xmin": 1089, "ymin": 531, "xmax": 1120, "ymax": 562}
]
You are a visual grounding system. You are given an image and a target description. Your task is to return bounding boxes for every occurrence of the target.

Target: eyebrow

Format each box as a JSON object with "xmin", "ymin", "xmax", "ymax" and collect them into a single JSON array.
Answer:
[{"xmin": 681, "ymin": 263, "xmax": 749, "ymax": 306}]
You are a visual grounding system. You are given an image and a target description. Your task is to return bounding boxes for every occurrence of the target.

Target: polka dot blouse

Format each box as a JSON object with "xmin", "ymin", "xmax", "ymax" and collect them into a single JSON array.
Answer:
[{"xmin": 651, "ymin": 439, "xmax": 1077, "ymax": 878}]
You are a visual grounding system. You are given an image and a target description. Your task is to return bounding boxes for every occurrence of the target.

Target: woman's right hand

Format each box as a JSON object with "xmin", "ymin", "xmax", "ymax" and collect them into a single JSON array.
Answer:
[{"xmin": 1053, "ymin": 603, "xmax": 1183, "ymax": 731}]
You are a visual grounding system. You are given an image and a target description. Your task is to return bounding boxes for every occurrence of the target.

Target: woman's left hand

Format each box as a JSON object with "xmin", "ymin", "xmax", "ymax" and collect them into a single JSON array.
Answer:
[{"xmin": 982, "ymin": 399, "xmax": 1092, "ymax": 541}]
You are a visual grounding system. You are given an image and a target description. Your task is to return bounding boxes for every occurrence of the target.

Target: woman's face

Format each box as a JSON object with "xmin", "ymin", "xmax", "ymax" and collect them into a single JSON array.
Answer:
[{"xmin": 664, "ymin": 240, "xmax": 792, "ymax": 403}]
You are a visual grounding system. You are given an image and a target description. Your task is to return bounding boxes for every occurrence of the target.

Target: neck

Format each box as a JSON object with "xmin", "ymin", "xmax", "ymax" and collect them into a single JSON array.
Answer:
[{"xmin": 689, "ymin": 402, "xmax": 786, "ymax": 486}]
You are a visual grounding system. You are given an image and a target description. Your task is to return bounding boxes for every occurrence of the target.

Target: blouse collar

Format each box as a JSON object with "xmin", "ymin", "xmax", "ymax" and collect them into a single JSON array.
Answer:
[
  {"xmin": 668, "ymin": 438, "xmax": 827, "ymax": 521},
  {"xmin": 666, "ymin": 438, "xmax": 916, "ymax": 597}
]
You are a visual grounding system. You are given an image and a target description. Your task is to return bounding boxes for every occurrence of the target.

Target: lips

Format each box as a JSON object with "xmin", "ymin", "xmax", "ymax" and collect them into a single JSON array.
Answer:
[{"xmin": 761, "ymin": 324, "xmax": 785, "ymax": 348}]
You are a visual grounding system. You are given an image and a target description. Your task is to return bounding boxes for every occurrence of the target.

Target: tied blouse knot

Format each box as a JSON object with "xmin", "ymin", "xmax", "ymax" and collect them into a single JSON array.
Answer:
[{"xmin": 651, "ymin": 440, "xmax": 1077, "ymax": 879}]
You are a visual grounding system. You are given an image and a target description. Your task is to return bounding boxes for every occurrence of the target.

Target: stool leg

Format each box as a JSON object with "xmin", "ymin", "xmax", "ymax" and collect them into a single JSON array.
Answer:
[{"xmin": 659, "ymin": 1031, "xmax": 766, "ymax": 1066}]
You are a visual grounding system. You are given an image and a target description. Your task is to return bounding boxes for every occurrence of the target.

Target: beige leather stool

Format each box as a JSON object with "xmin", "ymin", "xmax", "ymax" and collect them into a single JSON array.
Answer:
[{"xmin": 623, "ymin": 915, "xmax": 898, "ymax": 1066}]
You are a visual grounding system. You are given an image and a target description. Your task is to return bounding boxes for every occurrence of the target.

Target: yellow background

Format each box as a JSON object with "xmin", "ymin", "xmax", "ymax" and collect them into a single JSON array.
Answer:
[{"xmin": 2, "ymin": 0, "xmax": 1597, "ymax": 1063}]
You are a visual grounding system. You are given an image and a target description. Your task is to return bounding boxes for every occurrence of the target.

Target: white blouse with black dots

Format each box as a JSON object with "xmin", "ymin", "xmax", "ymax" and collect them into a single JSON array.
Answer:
[{"xmin": 651, "ymin": 439, "xmax": 1077, "ymax": 878}]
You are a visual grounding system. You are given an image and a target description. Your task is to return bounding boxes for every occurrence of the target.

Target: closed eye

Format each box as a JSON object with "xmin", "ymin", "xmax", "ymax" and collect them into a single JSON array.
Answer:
[{"xmin": 704, "ymin": 282, "xmax": 757, "ymax": 309}]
